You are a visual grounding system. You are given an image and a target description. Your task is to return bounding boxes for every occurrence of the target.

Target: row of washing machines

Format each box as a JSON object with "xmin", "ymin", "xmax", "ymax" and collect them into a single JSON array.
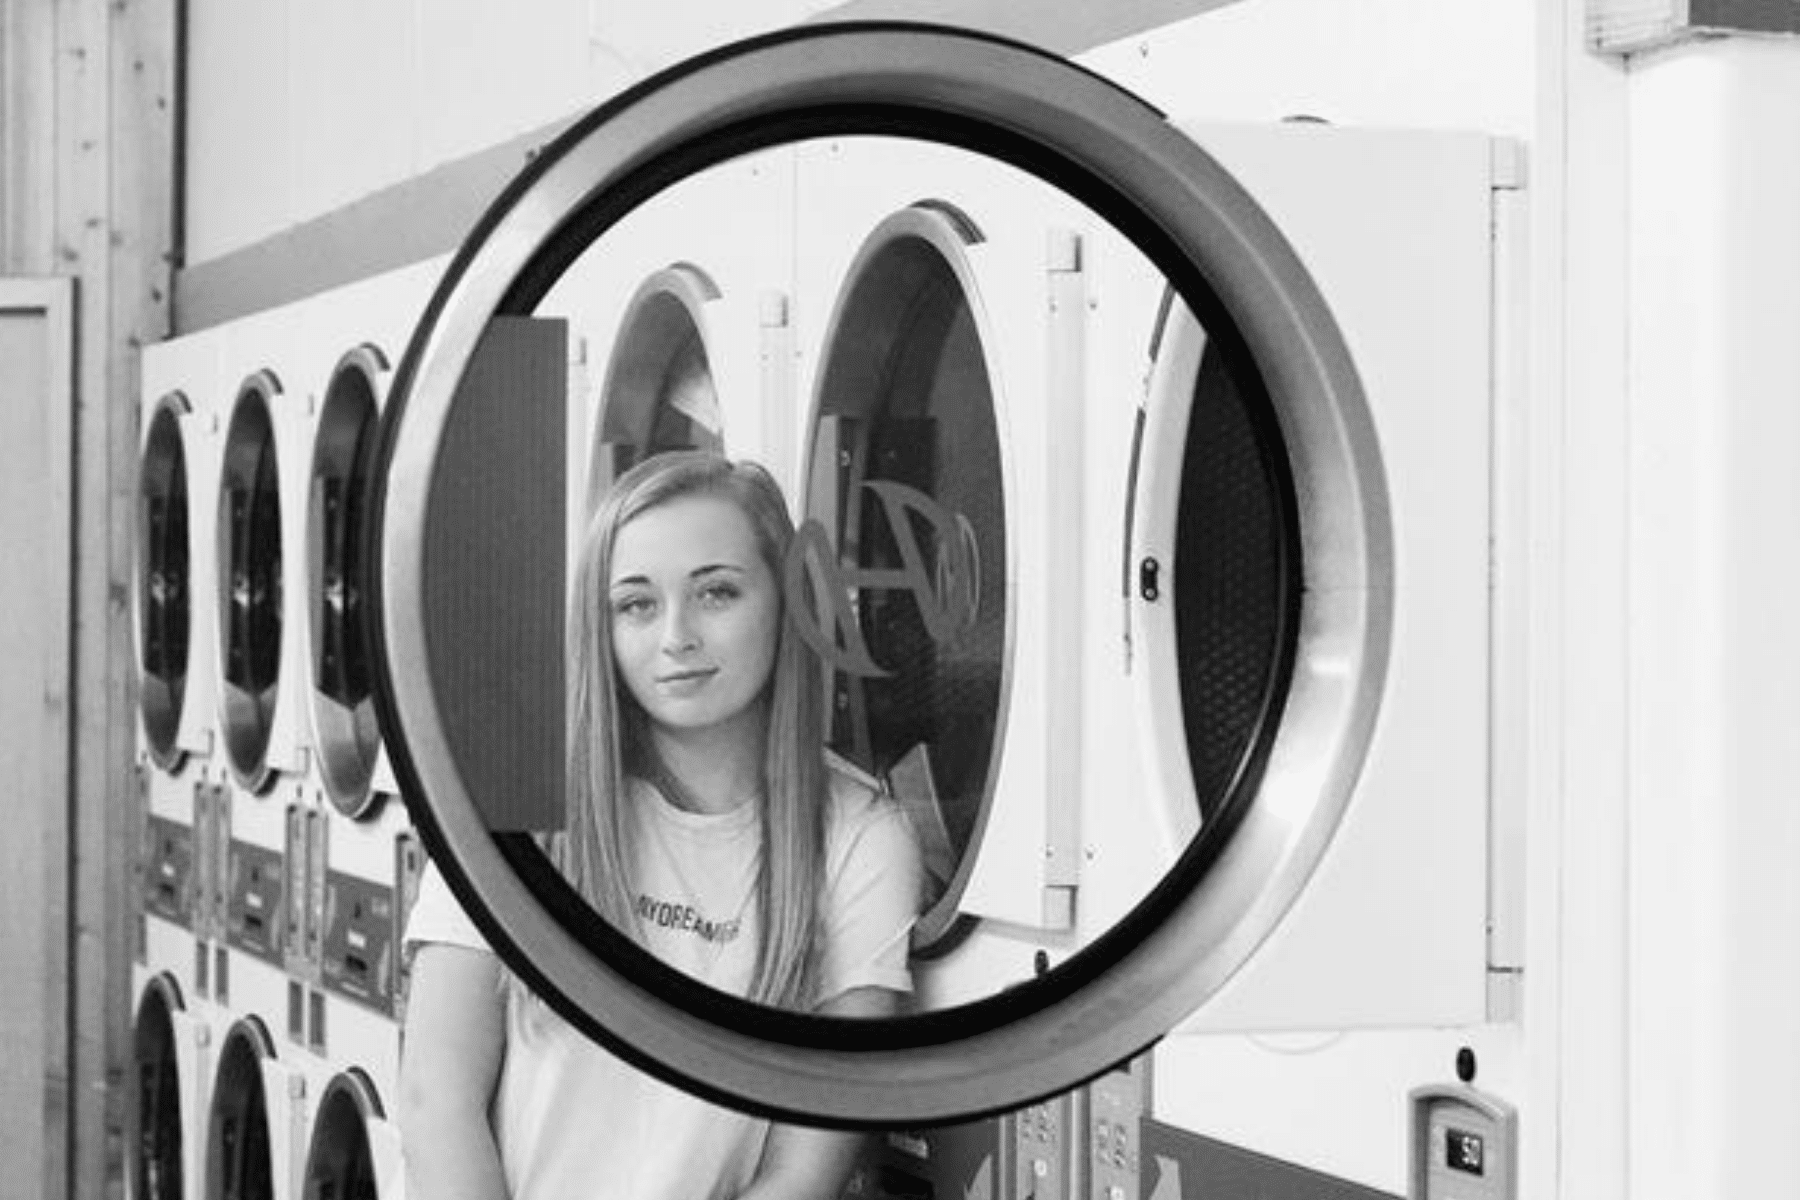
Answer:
[{"xmin": 131, "ymin": 121, "xmax": 1507, "ymax": 1200}]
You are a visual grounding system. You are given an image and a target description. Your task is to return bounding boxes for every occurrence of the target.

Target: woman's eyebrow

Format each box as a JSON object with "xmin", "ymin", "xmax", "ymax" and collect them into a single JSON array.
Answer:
[
  {"xmin": 609, "ymin": 574, "xmax": 652, "ymax": 590},
  {"xmin": 690, "ymin": 562, "xmax": 747, "ymax": 579}
]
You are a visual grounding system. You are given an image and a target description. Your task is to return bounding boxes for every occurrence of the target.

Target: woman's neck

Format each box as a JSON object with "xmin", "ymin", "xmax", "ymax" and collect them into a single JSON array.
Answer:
[{"xmin": 647, "ymin": 706, "xmax": 766, "ymax": 815}]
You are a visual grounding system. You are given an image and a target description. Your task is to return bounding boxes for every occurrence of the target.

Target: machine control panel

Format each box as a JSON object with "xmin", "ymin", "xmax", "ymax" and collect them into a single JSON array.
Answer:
[
  {"xmin": 194, "ymin": 781, "xmax": 230, "ymax": 939},
  {"xmin": 1408, "ymin": 1085, "xmax": 1515, "ymax": 1200},
  {"xmin": 224, "ymin": 839, "xmax": 286, "ymax": 965},
  {"xmin": 1083, "ymin": 1055, "xmax": 1152, "ymax": 1200},
  {"xmin": 1012, "ymin": 1095, "xmax": 1072, "ymax": 1200},
  {"xmin": 322, "ymin": 869, "xmax": 397, "ymax": 1015},
  {"xmin": 143, "ymin": 814, "xmax": 194, "ymax": 928},
  {"xmin": 283, "ymin": 802, "xmax": 319, "ymax": 981}
]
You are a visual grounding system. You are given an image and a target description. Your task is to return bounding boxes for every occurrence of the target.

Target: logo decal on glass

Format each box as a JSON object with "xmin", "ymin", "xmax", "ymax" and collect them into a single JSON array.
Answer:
[{"xmin": 786, "ymin": 480, "xmax": 981, "ymax": 678}]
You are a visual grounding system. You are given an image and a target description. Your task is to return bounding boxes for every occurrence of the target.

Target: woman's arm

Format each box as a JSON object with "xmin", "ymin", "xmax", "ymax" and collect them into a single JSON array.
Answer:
[
  {"xmin": 735, "ymin": 985, "xmax": 898, "ymax": 1200},
  {"xmin": 398, "ymin": 944, "xmax": 512, "ymax": 1200}
]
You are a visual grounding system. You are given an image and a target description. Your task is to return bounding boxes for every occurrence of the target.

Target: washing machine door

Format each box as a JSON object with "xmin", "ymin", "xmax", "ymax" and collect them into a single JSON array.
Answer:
[{"xmin": 369, "ymin": 23, "xmax": 1384, "ymax": 1125}]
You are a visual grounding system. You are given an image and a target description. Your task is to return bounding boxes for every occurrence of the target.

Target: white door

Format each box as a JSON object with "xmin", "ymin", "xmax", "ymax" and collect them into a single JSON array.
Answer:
[{"xmin": 0, "ymin": 276, "xmax": 75, "ymax": 1200}]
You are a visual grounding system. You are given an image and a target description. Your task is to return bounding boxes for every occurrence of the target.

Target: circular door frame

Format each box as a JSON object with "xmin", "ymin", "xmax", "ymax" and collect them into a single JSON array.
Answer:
[
  {"xmin": 369, "ymin": 22, "xmax": 1387, "ymax": 1126},
  {"xmin": 217, "ymin": 370, "xmax": 287, "ymax": 795},
  {"xmin": 309, "ymin": 345, "xmax": 390, "ymax": 818},
  {"xmin": 138, "ymin": 392, "xmax": 195, "ymax": 774},
  {"xmin": 797, "ymin": 200, "xmax": 1011, "ymax": 953},
  {"xmin": 584, "ymin": 262, "xmax": 728, "ymax": 513},
  {"xmin": 128, "ymin": 973, "xmax": 189, "ymax": 1200}
]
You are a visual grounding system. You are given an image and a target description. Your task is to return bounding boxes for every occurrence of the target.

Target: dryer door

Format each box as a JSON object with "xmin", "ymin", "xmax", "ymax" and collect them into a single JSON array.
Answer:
[
  {"xmin": 582, "ymin": 264, "xmax": 726, "ymax": 509},
  {"xmin": 309, "ymin": 347, "xmax": 387, "ymax": 817},
  {"xmin": 369, "ymin": 24, "xmax": 1395, "ymax": 1126},
  {"xmin": 139, "ymin": 394, "xmax": 194, "ymax": 773},
  {"xmin": 217, "ymin": 373, "xmax": 286, "ymax": 795},
  {"xmin": 797, "ymin": 202, "xmax": 1010, "ymax": 952}
]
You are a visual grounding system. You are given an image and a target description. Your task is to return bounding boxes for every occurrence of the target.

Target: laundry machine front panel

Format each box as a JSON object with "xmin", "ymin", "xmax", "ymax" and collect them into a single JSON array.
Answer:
[
  {"xmin": 790, "ymin": 135, "xmax": 1167, "ymax": 943},
  {"xmin": 205, "ymin": 1018, "xmax": 281, "ymax": 1200},
  {"xmin": 215, "ymin": 368, "xmax": 296, "ymax": 796},
  {"xmin": 534, "ymin": 145, "xmax": 796, "ymax": 514},
  {"xmin": 130, "ymin": 973, "xmax": 213, "ymax": 1200},
  {"xmin": 307, "ymin": 352, "xmax": 387, "ymax": 817},
  {"xmin": 292, "ymin": 257, "xmax": 446, "ymax": 808},
  {"xmin": 370, "ymin": 24, "xmax": 1483, "ymax": 1122},
  {"xmin": 299, "ymin": 1070, "xmax": 403, "ymax": 1200},
  {"xmin": 1150, "ymin": 122, "xmax": 1500, "ymax": 1031}
]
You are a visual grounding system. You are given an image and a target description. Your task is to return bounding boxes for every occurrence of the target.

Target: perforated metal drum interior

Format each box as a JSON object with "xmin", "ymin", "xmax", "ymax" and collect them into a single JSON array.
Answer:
[
  {"xmin": 217, "ymin": 375, "xmax": 284, "ymax": 794},
  {"xmin": 139, "ymin": 396, "xmax": 192, "ymax": 772},
  {"xmin": 310, "ymin": 350, "xmax": 384, "ymax": 816},
  {"xmin": 1166, "ymin": 312, "xmax": 1295, "ymax": 831}
]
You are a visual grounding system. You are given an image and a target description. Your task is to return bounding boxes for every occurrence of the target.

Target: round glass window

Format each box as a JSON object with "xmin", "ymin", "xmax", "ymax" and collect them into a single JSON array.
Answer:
[
  {"xmin": 369, "ymin": 24, "xmax": 1384, "ymax": 1125},
  {"xmin": 581, "ymin": 265, "xmax": 726, "ymax": 511},
  {"xmin": 797, "ymin": 205, "xmax": 1006, "ymax": 950},
  {"xmin": 139, "ymin": 395, "xmax": 192, "ymax": 772},
  {"xmin": 309, "ymin": 348, "xmax": 385, "ymax": 817},
  {"xmin": 217, "ymin": 373, "xmax": 284, "ymax": 795}
]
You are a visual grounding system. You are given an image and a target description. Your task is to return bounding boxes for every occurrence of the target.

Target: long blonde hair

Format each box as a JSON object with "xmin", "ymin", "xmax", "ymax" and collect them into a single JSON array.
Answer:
[{"xmin": 557, "ymin": 451, "xmax": 828, "ymax": 1009}]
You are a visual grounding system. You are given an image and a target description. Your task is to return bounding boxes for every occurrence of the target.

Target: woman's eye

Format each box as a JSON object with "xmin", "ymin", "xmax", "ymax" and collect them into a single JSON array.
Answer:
[
  {"xmin": 698, "ymin": 582, "xmax": 741, "ymax": 607},
  {"xmin": 611, "ymin": 594, "xmax": 655, "ymax": 620}
]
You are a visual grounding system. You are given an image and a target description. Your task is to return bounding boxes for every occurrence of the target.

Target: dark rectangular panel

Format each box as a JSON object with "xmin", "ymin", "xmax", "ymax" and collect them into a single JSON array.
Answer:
[
  {"xmin": 423, "ymin": 316, "xmax": 567, "ymax": 831},
  {"xmin": 843, "ymin": 1119, "xmax": 1010, "ymax": 1200},
  {"xmin": 1140, "ymin": 1119, "xmax": 1400, "ymax": 1200},
  {"xmin": 224, "ymin": 840, "xmax": 285, "ymax": 966},
  {"xmin": 143, "ymin": 814, "xmax": 194, "ymax": 928},
  {"xmin": 321, "ymin": 869, "xmax": 397, "ymax": 1015}
]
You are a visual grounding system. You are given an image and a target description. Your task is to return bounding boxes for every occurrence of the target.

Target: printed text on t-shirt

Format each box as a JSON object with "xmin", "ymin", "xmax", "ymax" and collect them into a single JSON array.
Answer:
[{"xmin": 635, "ymin": 893, "xmax": 742, "ymax": 944}]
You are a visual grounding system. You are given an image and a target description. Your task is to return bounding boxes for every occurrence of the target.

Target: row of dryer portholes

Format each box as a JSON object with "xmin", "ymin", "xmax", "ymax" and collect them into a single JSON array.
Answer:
[
  {"xmin": 140, "ymin": 118, "xmax": 1502, "ymax": 1114},
  {"xmin": 133, "ymin": 971, "xmax": 399, "ymax": 1200},
  {"xmin": 517, "ymin": 129, "xmax": 1308, "ymax": 965},
  {"xmin": 132, "ymin": 159, "xmax": 1245, "ymax": 962},
  {"xmin": 137, "ymin": 341, "xmax": 393, "ymax": 818}
]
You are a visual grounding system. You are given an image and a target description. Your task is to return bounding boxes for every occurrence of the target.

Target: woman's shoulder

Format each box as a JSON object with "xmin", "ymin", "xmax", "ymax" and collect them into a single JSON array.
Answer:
[
  {"xmin": 823, "ymin": 749, "xmax": 886, "ymax": 819},
  {"xmin": 822, "ymin": 751, "xmax": 919, "ymax": 862}
]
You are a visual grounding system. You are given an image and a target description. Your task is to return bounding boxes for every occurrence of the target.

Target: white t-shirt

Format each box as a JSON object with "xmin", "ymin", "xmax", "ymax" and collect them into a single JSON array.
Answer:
[{"xmin": 403, "ymin": 763, "xmax": 921, "ymax": 1200}]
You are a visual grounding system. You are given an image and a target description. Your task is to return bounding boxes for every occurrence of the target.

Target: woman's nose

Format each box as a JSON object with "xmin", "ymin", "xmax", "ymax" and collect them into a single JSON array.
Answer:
[{"xmin": 660, "ymin": 601, "xmax": 699, "ymax": 653}]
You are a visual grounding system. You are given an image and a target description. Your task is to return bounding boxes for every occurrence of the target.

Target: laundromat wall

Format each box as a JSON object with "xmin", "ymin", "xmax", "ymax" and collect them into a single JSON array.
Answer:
[{"xmin": 15, "ymin": 0, "xmax": 1797, "ymax": 1197}]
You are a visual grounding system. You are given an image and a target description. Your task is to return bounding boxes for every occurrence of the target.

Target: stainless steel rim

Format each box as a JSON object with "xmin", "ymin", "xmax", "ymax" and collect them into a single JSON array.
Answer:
[{"xmin": 372, "ymin": 23, "xmax": 1384, "ymax": 1125}]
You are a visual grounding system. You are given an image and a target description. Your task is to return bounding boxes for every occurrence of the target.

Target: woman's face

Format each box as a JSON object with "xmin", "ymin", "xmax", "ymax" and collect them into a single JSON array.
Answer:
[{"xmin": 607, "ymin": 493, "xmax": 782, "ymax": 738}]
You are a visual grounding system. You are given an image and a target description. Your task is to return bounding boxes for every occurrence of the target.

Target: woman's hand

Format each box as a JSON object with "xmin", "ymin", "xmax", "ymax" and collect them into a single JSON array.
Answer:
[
  {"xmin": 398, "ymin": 944, "xmax": 512, "ymax": 1200},
  {"xmin": 735, "ymin": 986, "xmax": 899, "ymax": 1200}
]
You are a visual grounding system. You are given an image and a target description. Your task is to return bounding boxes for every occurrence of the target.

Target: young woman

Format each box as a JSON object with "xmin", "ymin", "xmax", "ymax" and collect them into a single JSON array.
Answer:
[{"xmin": 399, "ymin": 451, "xmax": 923, "ymax": 1200}]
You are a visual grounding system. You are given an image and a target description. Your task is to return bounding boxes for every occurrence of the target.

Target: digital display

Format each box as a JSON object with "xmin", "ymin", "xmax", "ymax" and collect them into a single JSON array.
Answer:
[{"xmin": 1445, "ymin": 1127, "xmax": 1485, "ymax": 1176}]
